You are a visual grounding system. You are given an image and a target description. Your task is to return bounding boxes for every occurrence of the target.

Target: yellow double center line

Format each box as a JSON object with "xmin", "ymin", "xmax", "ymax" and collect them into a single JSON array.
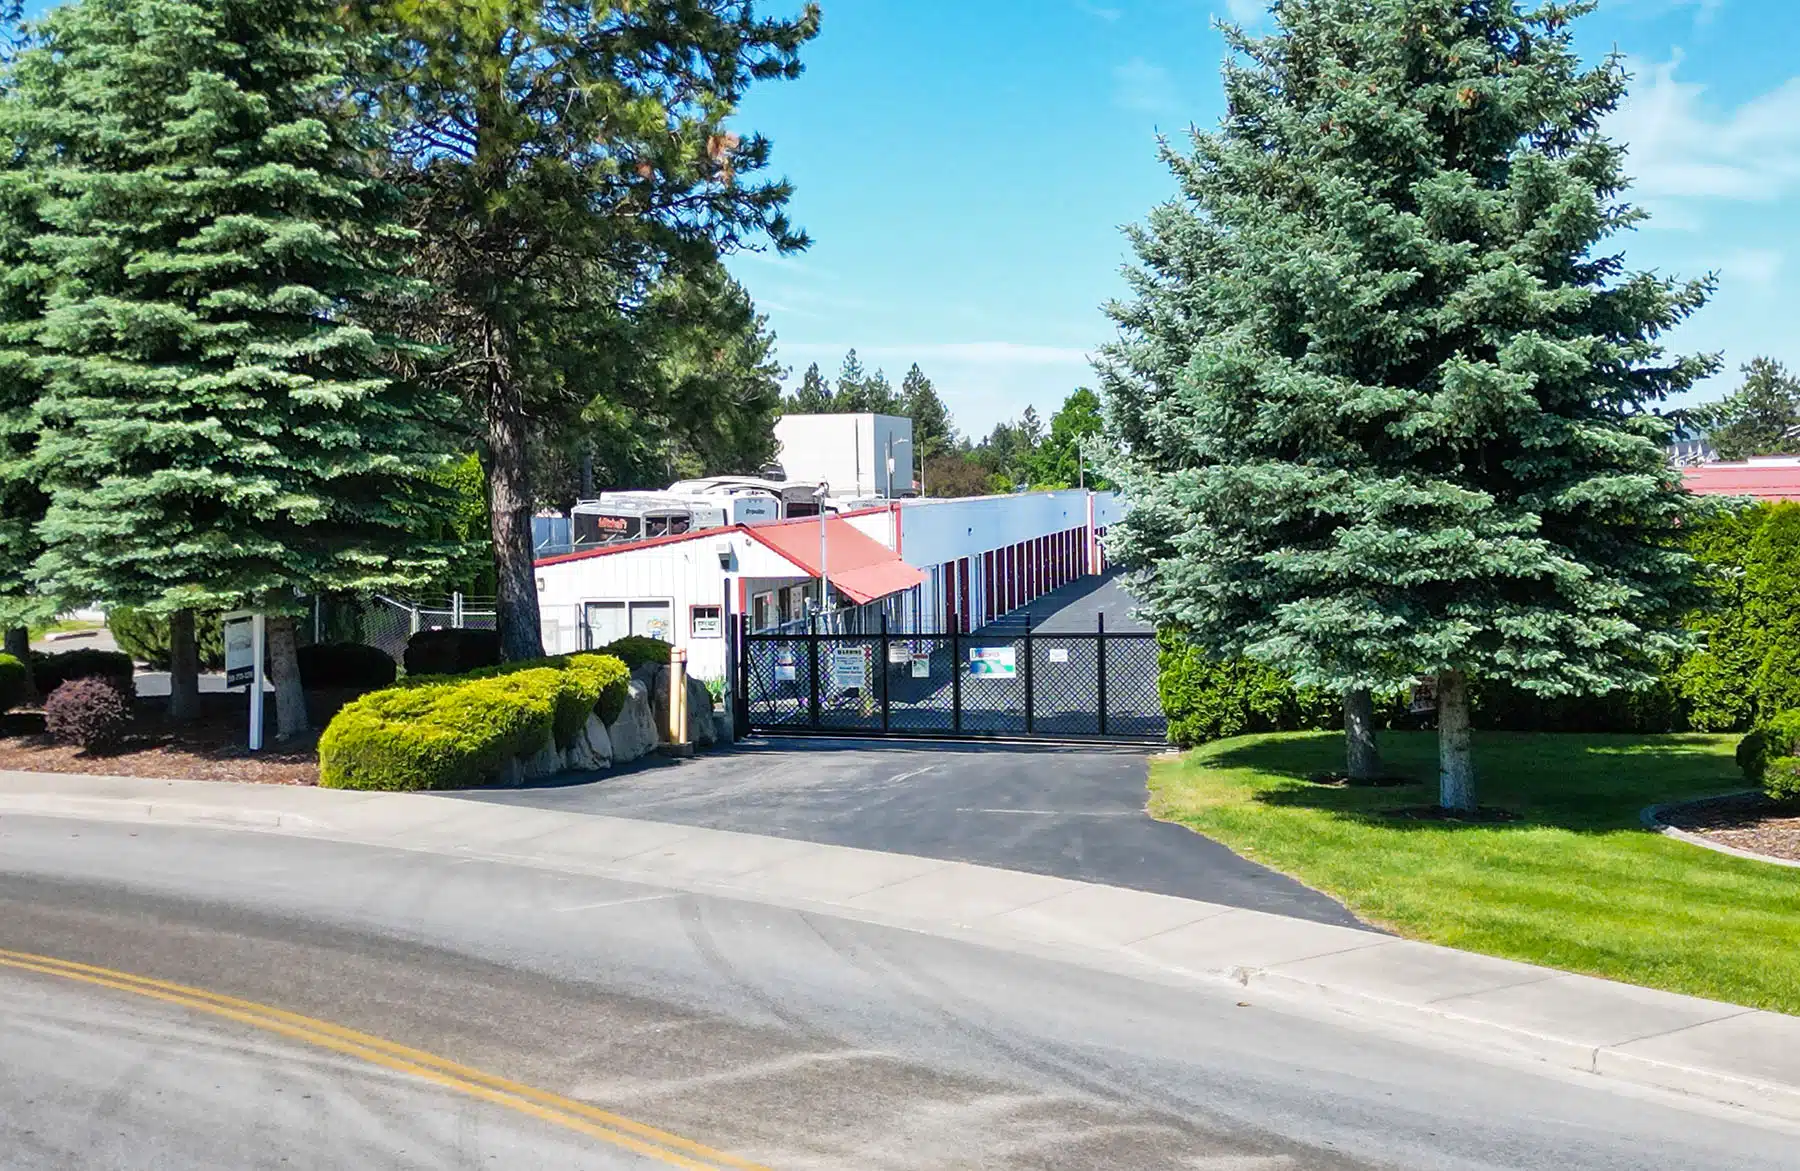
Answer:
[{"xmin": 0, "ymin": 947, "xmax": 771, "ymax": 1171}]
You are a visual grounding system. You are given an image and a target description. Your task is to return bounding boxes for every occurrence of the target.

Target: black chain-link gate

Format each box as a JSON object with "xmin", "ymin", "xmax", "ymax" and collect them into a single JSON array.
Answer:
[{"xmin": 735, "ymin": 615, "xmax": 1165, "ymax": 743}]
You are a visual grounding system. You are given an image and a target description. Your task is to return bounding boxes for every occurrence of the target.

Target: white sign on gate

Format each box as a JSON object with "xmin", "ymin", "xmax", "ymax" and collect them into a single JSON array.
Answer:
[{"xmin": 831, "ymin": 647, "xmax": 866, "ymax": 691}]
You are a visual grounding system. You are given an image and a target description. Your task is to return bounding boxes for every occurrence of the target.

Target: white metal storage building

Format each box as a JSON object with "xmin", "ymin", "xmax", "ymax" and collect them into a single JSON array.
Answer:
[{"xmin": 534, "ymin": 489, "xmax": 1126, "ymax": 680}]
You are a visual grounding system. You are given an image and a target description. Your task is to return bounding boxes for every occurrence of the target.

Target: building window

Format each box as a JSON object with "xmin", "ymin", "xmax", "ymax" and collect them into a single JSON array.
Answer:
[
  {"xmin": 690, "ymin": 605, "xmax": 723, "ymax": 639},
  {"xmin": 753, "ymin": 591, "xmax": 775, "ymax": 632}
]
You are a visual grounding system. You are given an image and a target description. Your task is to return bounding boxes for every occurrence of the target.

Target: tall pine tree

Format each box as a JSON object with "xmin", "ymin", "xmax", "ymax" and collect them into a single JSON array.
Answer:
[
  {"xmin": 901, "ymin": 363, "xmax": 955, "ymax": 462},
  {"xmin": 786, "ymin": 360, "xmax": 835, "ymax": 412},
  {"xmin": 10, "ymin": 0, "xmax": 457, "ymax": 735},
  {"xmin": 375, "ymin": 1, "xmax": 817, "ymax": 661},
  {"xmin": 1100, "ymin": 1, "xmax": 1713, "ymax": 809}
]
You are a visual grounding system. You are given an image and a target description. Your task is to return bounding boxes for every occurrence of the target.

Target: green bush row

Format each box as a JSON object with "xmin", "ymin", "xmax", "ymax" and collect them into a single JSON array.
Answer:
[
  {"xmin": 0, "ymin": 653, "xmax": 28, "ymax": 712},
  {"xmin": 597, "ymin": 635, "xmax": 673, "ymax": 673},
  {"xmin": 107, "ymin": 608, "xmax": 226, "ymax": 670},
  {"xmin": 1158, "ymin": 501, "xmax": 1800, "ymax": 747},
  {"xmin": 318, "ymin": 653, "xmax": 629, "ymax": 791},
  {"xmin": 1739, "ymin": 710, "xmax": 1800, "ymax": 803}
]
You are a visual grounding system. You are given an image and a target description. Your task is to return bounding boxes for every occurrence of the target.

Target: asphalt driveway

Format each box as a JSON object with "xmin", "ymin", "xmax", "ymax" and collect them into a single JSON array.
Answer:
[{"xmin": 458, "ymin": 737, "xmax": 1365, "ymax": 929}]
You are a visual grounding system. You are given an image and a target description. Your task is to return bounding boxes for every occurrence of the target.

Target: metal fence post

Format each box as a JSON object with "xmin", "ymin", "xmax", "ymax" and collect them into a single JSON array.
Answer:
[
  {"xmin": 950, "ymin": 618, "xmax": 962, "ymax": 734},
  {"xmin": 1096, "ymin": 612, "xmax": 1108, "ymax": 736},
  {"xmin": 1023, "ymin": 628, "xmax": 1035, "ymax": 735},
  {"xmin": 879, "ymin": 613, "xmax": 891, "ymax": 733},
  {"xmin": 807, "ymin": 629, "xmax": 821, "ymax": 729},
  {"xmin": 452, "ymin": 591, "xmax": 463, "ymax": 629},
  {"xmin": 733, "ymin": 613, "xmax": 750, "ymax": 738}
]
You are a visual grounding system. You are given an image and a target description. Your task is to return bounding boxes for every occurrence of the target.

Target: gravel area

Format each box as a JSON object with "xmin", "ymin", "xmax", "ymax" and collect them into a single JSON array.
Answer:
[
  {"xmin": 1660, "ymin": 793, "xmax": 1800, "ymax": 863},
  {"xmin": 0, "ymin": 696, "xmax": 319, "ymax": 785}
]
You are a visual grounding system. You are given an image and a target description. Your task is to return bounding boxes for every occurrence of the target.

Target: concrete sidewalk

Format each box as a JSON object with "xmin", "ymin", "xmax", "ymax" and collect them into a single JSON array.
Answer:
[{"xmin": 4, "ymin": 768, "xmax": 1799, "ymax": 1124}]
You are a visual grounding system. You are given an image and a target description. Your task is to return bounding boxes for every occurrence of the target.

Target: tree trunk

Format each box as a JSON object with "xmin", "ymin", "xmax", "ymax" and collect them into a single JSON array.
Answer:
[
  {"xmin": 167, "ymin": 608, "xmax": 201, "ymax": 722},
  {"xmin": 3, "ymin": 626, "xmax": 36, "ymax": 704},
  {"xmin": 487, "ymin": 394, "xmax": 545, "ymax": 662},
  {"xmin": 1437, "ymin": 669, "xmax": 1476, "ymax": 811},
  {"xmin": 1344, "ymin": 688, "xmax": 1381, "ymax": 781},
  {"xmin": 266, "ymin": 615, "xmax": 308, "ymax": 741}
]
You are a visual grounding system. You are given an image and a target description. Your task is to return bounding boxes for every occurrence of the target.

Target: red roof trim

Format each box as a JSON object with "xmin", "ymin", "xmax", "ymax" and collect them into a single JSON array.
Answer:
[{"xmin": 534, "ymin": 526, "xmax": 747, "ymax": 568}]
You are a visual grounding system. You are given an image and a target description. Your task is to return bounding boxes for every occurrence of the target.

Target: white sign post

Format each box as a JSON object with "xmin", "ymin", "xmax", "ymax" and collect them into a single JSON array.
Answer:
[{"xmin": 223, "ymin": 611, "xmax": 266, "ymax": 752}]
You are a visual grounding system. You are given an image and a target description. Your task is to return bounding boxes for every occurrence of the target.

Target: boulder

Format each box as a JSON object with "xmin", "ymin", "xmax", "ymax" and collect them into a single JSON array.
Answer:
[
  {"xmin": 687, "ymin": 676, "xmax": 716, "ymax": 747},
  {"xmin": 582, "ymin": 713, "xmax": 613, "ymax": 769},
  {"xmin": 711, "ymin": 710, "xmax": 736, "ymax": 747},
  {"xmin": 608, "ymin": 680, "xmax": 658, "ymax": 764},
  {"xmin": 521, "ymin": 733, "xmax": 562, "ymax": 780},
  {"xmin": 562, "ymin": 713, "xmax": 613, "ymax": 773}
]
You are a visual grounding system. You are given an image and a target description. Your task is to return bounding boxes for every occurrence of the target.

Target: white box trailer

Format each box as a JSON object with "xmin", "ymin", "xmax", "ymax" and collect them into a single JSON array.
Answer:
[{"xmin": 773, "ymin": 413, "xmax": 915, "ymax": 499}]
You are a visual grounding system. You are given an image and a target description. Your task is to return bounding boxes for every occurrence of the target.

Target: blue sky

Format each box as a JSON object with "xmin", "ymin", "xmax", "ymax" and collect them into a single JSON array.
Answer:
[{"xmin": 726, "ymin": 0, "xmax": 1800, "ymax": 438}]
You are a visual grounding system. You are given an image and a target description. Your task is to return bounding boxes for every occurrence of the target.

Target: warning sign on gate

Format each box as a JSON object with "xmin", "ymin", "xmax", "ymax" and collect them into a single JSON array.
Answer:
[
  {"xmin": 831, "ymin": 647, "xmax": 866, "ymax": 691},
  {"xmin": 967, "ymin": 646, "xmax": 1016, "ymax": 678}
]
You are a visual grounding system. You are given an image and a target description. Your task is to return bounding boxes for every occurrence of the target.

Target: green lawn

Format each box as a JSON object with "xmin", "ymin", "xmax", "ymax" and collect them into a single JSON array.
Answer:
[{"xmin": 1149, "ymin": 731, "xmax": 1800, "ymax": 1014}]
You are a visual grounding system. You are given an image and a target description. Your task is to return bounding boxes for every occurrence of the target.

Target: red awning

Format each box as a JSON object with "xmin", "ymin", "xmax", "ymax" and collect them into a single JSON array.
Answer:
[{"xmin": 749, "ymin": 517, "xmax": 926, "ymax": 605}]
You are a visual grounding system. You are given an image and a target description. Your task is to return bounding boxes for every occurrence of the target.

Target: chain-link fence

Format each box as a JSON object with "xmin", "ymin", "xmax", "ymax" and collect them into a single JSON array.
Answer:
[{"xmin": 304, "ymin": 593, "xmax": 498, "ymax": 664}]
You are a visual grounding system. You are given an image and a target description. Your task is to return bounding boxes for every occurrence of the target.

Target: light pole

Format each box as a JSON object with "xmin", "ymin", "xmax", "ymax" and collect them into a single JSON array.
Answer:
[{"xmin": 814, "ymin": 483, "xmax": 831, "ymax": 621}]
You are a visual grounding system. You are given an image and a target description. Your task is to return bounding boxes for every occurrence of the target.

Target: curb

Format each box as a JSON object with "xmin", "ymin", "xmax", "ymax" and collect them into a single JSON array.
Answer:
[
  {"xmin": 1640, "ymin": 797, "xmax": 1800, "ymax": 870},
  {"xmin": 7, "ymin": 775, "xmax": 1800, "ymax": 1127}
]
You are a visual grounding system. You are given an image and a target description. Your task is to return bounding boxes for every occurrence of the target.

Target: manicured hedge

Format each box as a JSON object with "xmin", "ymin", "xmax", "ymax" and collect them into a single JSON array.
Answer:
[
  {"xmin": 402, "ymin": 627, "xmax": 502, "ymax": 677},
  {"xmin": 319, "ymin": 669, "xmax": 559, "ymax": 791},
  {"xmin": 1739, "ymin": 710, "xmax": 1800, "ymax": 802},
  {"xmin": 0, "ymin": 653, "xmax": 28, "ymax": 712},
  {"xmin": 318, "ymin": 653, "xmax": 629, "ymax": 791},
  {"xmin": 32, "ymin": 649, "xmax": 134, "ymax": 697},
  {"xmin": 598, "ymin": 635, "xmax": 672, "ymax": 673},
  {"xmin": 1157, "ymin": 630, "xmax": 1337, "ymax": 748},
  {"xmin": 107, "ymin": 608, "xmax": 226, "ymax": 670},
  {"xmin": 297, "ymin": 642, "xmax": 397, "ymax": 691}
]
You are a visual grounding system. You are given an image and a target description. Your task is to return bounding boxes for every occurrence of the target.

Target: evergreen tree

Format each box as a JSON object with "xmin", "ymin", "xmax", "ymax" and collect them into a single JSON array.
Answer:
[
  {"xmin": 1683, "ymin": 358, "xmax": 1800, "ymax": 461},
  {"xmin": 901, "ymin": 363, "xmax": 956, "ymax": 461},
  {"xmin": 1099, "ymin": 0, "xmax": 1714, "ymax": 809},
  {"xmin": 8, "ymin": 0, "xmax": 458, "ymax": 735},
  {"xmin": 375, "ymin": 0, "xmax": 817, "ymax": 660},
  {"xmin": 0, "ymin": 34, "xmax": 52, "ymax": 684},
  {"xmin": 834, "ymin": 348, "xmax": 869, "ymax": 407},
  {"xmin": 786, "ymin": 361, "xmax": 835, "ymax": 412}
]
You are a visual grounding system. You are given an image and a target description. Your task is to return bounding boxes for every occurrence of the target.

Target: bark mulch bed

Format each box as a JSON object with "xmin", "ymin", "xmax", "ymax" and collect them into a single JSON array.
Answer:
[
  {"xmin": 0, "ymin": 693, "xmax": 319, "ymax": 785},
  {"xmin": 1659, "ymin": 793, "xmax": 1800, "ymax": 864}
]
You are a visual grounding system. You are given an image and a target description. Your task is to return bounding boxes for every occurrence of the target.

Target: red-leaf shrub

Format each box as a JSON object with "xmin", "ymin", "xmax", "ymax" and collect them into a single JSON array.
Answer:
[{"xmin": 43, "ymin": 677, "xmax": 132, "ymax": 751}]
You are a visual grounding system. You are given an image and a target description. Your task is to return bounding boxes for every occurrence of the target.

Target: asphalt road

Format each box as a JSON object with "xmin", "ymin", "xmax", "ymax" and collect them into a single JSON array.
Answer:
[
  {"xmin": 3, "ymin": 813, "xmax": 1797, "ymax": 1170},
  {"xmin": 458, "ymin": 737, "xmax": 1365, "ymax": 928}
]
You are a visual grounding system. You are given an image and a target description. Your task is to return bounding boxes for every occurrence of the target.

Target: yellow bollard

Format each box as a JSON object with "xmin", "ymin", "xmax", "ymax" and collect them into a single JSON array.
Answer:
[{"xmin": 663, "ymin": 645, "xmax": 695, "ymax": 758}]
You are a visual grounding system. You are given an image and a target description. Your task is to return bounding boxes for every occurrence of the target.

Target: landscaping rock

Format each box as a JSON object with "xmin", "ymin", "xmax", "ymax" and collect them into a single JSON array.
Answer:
[
  {"xmin": 563, "ymin": 714, "xmax": 613, "ymax": 772},
  {"xmin": 582, "ymin": 713, "xmax": 613, "ymax": 769},
  {"xmin": 521, "ymin": 734, "xmax": 561, "ymax": 780},
  {"xmin": 688, "ymin": 677, "xmax": 715, "ymax": 747},
  {"xmin": 608, "ymin": 681, "xmax": 658, "ymax": 764},
  {"xmin": 712, "ymin": 710, "xmax": 735, "ymax": 747}
]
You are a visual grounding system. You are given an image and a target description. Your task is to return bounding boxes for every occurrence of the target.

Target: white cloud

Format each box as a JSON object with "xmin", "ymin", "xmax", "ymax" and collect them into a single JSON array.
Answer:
[
  {"xmin": 1113, "ymin": 58, "xmax": 1178, "ymax": 115},
  {"xmin": 1606, "ymin": 57, "xmax": 1800, "ymax": 217},
  {"xmin": 1719, "ymin": 248, "xmax": 1784, "ymax": 291},
  {"xmin": 1224, "ymin": 0, "xmax": 1266, "ymax": 22},
  {"xmin": 1074, "ymin": 0, "xmax": 1122, "ymax": 21}
]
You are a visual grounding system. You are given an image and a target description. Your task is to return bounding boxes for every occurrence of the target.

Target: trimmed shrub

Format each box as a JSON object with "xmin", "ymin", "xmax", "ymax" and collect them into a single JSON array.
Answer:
[
  {"xmin": 0, "ymin": 653, "xmax": 28, "ymax": 712},
  {"xmin": 318, "ymin": 653, "xmax": 631, "ymax": 790},
  {"xmin": 318, "ymin": 669, "xmax": 560, "ymax": 791},
  {"xmin": 1157, "ymin": 629, "xmax": 1336, "ymax": 748},
  {"xmin": 298, "ymin": 642, "xmax": 397, "ymax": 691},
  {"xmin": 106, "ymin": 607, "xmax": 226, "ymax": 670},
  {"xmin": 402, "ymin": 627, "xmax": 502, "ymax": 677},
  {"xmin": 33, "ymin": 649, "xmax": 135, "ymax": 697},
  {"xmin": 599, "ymin": 635, "xmax": 672, "ymax": 673},
  {"xmin": 43, "ymin": 677, "xmax": 132, "ymax": 751},
  {"xmin": 1739, "ymin": 710, "xmax": 1800, "ymax": 801},
  {"xmin": 1467, "ymin": 674, "xmax": 1688, "ymax": 734}
]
